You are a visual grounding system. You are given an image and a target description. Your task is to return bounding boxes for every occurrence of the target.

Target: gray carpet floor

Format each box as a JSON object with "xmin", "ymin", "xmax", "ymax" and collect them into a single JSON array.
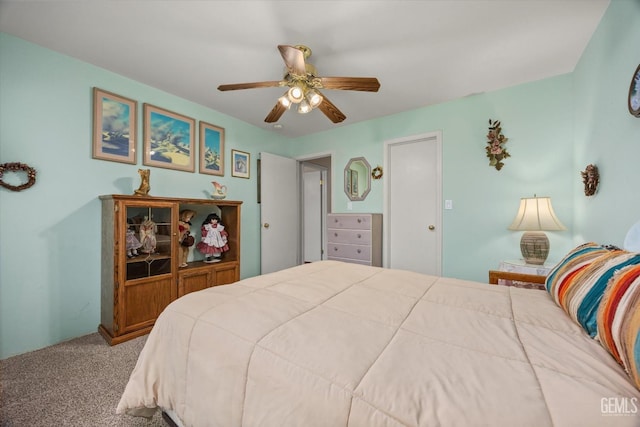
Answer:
[{"xmin": 0, "ymin": 333, "xmax": 164, "ymax": 426}]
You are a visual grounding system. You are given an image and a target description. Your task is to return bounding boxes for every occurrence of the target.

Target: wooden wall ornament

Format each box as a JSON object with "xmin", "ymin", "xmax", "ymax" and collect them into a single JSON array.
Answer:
[
  {"xmin": 581, "ymin": 164, "xmax": 599, "ymax": 196},
  {"xmin": 486, "ymin": 119, "xmax": 510, "ymax": 170},
  {"xmin": 0, "ymin": 162, "xmax": 37, "ymax": 191}
]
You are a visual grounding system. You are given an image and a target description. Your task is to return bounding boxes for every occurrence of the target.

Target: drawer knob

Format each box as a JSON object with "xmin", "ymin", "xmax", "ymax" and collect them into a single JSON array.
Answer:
[
  {"xmin": 334, "ymin": 232, "xmax": 338, "ymax": 237},
  {"xmin": 333, "ymin": 247, "xmax": 338, "ymax": 251},
  {"xmin": 357, "ymin": 234, "xmax": 361, "ymax": 238},
  {"xmin": 357, "ymin": 249, "xmax": 361, "ymax": 254},
  {"xmin": 357, "ymin": 218, "xmax": 362, "ymax": 223}
]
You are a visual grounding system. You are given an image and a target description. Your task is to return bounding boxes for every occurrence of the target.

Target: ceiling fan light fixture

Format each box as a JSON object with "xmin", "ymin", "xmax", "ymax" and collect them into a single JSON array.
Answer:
[
  {"xmin": 278, "ymin": 94, "xmax": 292, "ymax": 109},
  {"xmin": 307, "ymin": 89, "xmax": 323, "ymax": 108},
  {"xmin": 287, "ymin": 86, "xmax": 304, "ymax": 103},
  {"xmin": 298, "ymin": 99, "xmax": 312, "ymax": 114}
]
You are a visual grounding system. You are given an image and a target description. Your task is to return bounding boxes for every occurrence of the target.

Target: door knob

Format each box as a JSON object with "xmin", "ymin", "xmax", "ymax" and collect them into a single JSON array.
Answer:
[
  {"xmin": 428, "ymin": 225, "xmax": 435, "ymax": 230},
  {"xmin": 263, "ymin": 223, "xmax": 270, "ymax": 229}
]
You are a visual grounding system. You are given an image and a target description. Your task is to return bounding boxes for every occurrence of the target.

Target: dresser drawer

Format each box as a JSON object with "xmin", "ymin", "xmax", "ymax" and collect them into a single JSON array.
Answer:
[
  {"xmin": 327, "ymin": 243, "xmax": 370, "ymax": 261},
  {"xmin": 327, "ymin": 228, "xmax": 371, "ymax": 245},
  {"xmin": 328, "ymin": 214, "xmax": 372, "ymax": 230}
]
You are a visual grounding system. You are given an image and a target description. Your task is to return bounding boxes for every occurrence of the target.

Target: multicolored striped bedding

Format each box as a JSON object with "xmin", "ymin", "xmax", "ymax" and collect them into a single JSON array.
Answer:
[
  {"xmin": 597, "ymin": 264, "xmax": 640, "ymax": 389},
  {"xmin": 546, "ymin": 242, "xmax": 640, "ymax": 390}
]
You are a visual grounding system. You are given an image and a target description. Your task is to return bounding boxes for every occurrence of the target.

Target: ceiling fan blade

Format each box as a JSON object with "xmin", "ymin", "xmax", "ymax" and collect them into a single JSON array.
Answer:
[
  {"xmin": 319, "ymin": 77, "xmax": 380, "ymax": 92},
  {"xmin": 317, "ymin": 93, "xmax": 346, "ymax": 123},
  {"xmin": 218, "ymin": 81, "xmax": 282, "ymax": 91},
  {"xmin": 264, "ymin": 102, "xmax": 287, "ymax": 123},
  {"xmin": 278, "ymin": 45, "xmax": 306, "ymax": 76}
]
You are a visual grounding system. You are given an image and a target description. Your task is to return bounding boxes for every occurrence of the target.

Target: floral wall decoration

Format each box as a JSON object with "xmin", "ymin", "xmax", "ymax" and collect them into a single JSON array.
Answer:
[{"xmin": 485, "ymin": 119, "xmax": 510, "ymax": 170}]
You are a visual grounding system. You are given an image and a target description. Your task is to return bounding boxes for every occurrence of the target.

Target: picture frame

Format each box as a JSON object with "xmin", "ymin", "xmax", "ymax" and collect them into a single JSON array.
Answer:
[
  {"xmin": 629, "ymin": 63, "xmax": 640, "ymax": 117},
  {"xmin": 92, "ymin": 88, "xmax": 137, "ymax": 164},
  {"xmin": 143, "ymin": 103, "xmax": 195, "ymax": 172},
  {"xmin": 199, "ymin": 121, "xmax": 225, "ymax": 176},
  {"xmin": 231, "ymin": 149, "xmax": 250, "ymax": 179}
]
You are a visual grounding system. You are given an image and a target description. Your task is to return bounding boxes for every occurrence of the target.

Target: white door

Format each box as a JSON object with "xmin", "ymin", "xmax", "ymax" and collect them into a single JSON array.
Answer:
[
  {"xmin": 260, "ymin": 152, "xmax": 299, "ymax": 274},
  {"xmin": 303, "ymin": 168, "xmax": 323, "ymax": 262},
  {"xmin": 384, "ymin": 132, "xmax": 442, "ymax": 275}
]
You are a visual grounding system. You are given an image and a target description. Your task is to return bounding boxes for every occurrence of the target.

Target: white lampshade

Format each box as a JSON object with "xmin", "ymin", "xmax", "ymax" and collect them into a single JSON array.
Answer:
[
  {"xmin": 508, "ymin": 196, "xmax": 566, "ymax": 231},
  {"xmin": 508, "ymin": 196, "xmax": 565, "ymax": 265}
]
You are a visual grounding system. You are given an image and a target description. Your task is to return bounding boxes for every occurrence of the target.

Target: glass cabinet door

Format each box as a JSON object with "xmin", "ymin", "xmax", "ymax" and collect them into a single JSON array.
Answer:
[{"xmin": 125, "ymin": 205, "xmax": 172, "ymax": 280}]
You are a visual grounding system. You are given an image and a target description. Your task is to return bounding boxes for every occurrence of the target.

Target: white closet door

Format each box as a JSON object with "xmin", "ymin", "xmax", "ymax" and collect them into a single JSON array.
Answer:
[{"xmin": 385, "ymin": 132, "xmax": 442, "ymax": 275}]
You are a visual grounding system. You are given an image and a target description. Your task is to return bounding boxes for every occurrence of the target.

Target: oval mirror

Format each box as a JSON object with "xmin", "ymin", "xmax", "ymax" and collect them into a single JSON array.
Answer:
[{"xmin": 344, "ymin": 157, "xmax": 371, "ymax": 201}]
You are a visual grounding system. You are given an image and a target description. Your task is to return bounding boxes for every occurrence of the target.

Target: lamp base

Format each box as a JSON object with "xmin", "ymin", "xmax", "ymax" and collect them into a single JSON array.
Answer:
[{"xmin": 520, "ymin": 231, "xmax": 549, "ymax": 265}]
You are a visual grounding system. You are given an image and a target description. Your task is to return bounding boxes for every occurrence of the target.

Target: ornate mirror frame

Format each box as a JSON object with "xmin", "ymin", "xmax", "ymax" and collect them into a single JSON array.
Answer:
[{"xmin": 344, "ymin": 157, "xmax": 371, "ymax": 201}]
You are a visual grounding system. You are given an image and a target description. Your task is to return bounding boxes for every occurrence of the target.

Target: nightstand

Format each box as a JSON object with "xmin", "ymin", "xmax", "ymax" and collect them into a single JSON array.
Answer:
[{"xmin": 488, "ymin": 260, "xmax": 555, "ymax": 290}]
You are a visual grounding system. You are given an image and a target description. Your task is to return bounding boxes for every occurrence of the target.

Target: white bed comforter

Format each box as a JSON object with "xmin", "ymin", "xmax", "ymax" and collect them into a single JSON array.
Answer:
[{"xmin": 117, "ymin": 261, "xmax": 640, "ymax": 426}]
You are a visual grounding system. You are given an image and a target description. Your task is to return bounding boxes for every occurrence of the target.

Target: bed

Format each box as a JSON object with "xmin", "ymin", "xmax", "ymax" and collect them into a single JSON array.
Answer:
[{"xmin": 117, "ymin": 253, "xmax": 640, "ymax": 426}]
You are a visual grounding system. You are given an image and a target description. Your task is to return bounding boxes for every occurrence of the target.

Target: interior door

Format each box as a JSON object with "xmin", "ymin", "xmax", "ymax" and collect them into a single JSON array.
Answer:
[
  {"xmin": 384, "ymin": 132, "xmax": 442, "ymax": 275},
  {"xmin": 303, "ymin": 168, "xmax": 323, "ymax": 262},
  {"xmin": 260, "ymin": 152, "xmax": 299, "ymax": 274}
]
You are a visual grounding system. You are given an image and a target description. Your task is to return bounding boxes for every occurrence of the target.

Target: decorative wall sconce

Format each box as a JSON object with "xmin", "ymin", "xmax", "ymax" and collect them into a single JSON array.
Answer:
[
  {"xmin": 581, "ymin": 164, "xmax": 599, "ymax": 196},
  {"xmin": 485, "ymin": 119, "xmax": 510, "ymax": 170}
]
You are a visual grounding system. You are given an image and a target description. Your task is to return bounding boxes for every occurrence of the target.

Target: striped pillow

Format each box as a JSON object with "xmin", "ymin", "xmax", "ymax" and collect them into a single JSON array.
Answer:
[
  {"xmin": 545, "ymin": 243, "xmax": 640, "ymax": 337},
  {"xmin": 597, "ymin": 264, "xmax": 640, "ymax": 390}
]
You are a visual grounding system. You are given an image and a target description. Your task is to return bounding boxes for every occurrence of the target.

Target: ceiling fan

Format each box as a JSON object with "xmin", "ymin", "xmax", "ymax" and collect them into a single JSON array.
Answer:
[{"xmin": 217, "ymin": 45, "xmax": 380, "ymax": 124}]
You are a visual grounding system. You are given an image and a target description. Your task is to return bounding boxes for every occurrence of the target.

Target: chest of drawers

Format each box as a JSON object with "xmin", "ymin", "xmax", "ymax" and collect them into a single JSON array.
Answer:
[{"xmin": 327, "ymin": 213, "xmax": 382, "ymax": 266}]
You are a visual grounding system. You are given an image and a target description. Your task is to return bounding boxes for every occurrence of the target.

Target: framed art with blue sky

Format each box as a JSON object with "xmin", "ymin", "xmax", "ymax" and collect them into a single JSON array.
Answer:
[
  {"xmin": 92, "ymin": 87, "xmax": 137, "ymax": 164},
  {"xmin": 199, "ymin": 121, "xmax": 225, "ymax": 176},
  {"xmin": 143, "ymin": 103, "xmax": 195, "ymax": 172},
  {"xmin": 231, "ymin": 149, "xmax": 250, "ymax": 179}
]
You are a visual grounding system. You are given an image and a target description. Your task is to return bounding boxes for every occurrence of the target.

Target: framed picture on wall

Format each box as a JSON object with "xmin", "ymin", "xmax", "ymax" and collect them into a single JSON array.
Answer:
[
  {"xmin": 143, "ymin": 104, "xmax": 195, "ymax": 172},
  {"xmin": 92, "ymin": 88, "xmax": 137, "ymax": 164},
  {"xmin": 199, "ymin": 121, "xmax": 225, "ymax": 176},
  {"xmin": 231, "ymin": 149, "xmax": 250, "ymax": 178},
  {"xmin": 629, "ymin": 63, "xmax": 640, "ymax": 117}
]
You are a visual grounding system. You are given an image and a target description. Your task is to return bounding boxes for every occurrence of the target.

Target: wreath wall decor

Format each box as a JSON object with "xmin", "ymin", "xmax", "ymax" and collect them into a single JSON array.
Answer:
[
  {"xmin": 0, "ymin": 162, "xmax": 37, "ymax": 192},
  {"xmin": 485, "ymin": 119, "xmax": 510, "ymax": 171},
  {"xmin": 372, "ymin": 166, "xmax": 383, "ymax": 180}
]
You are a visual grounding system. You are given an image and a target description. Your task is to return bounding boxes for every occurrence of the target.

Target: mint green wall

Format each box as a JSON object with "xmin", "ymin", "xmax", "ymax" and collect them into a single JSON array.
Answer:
[
  {"xmin": 0, "ymin": 33, "xmax": 287, "ymax": 358},
  {"xmin": 1, "ymin": 0, "xmax": 636, "ymax": 359},
  {"xmin": 573, "ymin": 0, "xmax": 640, "ymax": 244},
  {"xmin": 289, "ymin": 76, "xmax": 576, "ymax": 281}
]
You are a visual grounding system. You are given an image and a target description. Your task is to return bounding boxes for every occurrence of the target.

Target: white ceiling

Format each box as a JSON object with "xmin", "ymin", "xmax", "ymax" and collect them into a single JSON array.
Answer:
[{"xmin": 0, "ymin": 0, "xmax": 609, "ymax": 138}]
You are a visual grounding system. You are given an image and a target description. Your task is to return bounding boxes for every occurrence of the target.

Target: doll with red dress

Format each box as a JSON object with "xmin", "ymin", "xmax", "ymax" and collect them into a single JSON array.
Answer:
[{"xmin": 196, "ymin": 213, "xmax": 229, "ymax": 263}]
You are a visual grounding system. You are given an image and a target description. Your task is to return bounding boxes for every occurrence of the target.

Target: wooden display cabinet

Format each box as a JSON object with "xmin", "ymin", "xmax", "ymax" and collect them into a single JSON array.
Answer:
[{"xmin": 98, "ymin": 195, "xmax": 242, "ymax": 345}]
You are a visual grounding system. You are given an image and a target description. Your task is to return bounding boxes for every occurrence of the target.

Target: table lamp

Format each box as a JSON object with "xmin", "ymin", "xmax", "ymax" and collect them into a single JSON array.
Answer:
[{"xmin": 508, "ymin": 196, "xmax": 566, "ymax": 265}]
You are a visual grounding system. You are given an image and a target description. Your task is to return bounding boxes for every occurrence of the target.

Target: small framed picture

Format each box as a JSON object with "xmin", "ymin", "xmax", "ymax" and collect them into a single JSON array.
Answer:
[
  {"xmin": 143, "ymin": 104, "xmax": 195, "ymax": 172},
  {"xmin": 231, "ymin": 149, "xmax": 250, "ymax": 179},
  {"xmin": 92, "ymin": 88, "xmax": 137, "ymax": 164},
  {"xmin": 628, "ymin": 63, "xmax": 640, "ymax": 117},
  {"xmin": 199, "ymin": 121, "xmax": 225, "ymax": 176}
]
